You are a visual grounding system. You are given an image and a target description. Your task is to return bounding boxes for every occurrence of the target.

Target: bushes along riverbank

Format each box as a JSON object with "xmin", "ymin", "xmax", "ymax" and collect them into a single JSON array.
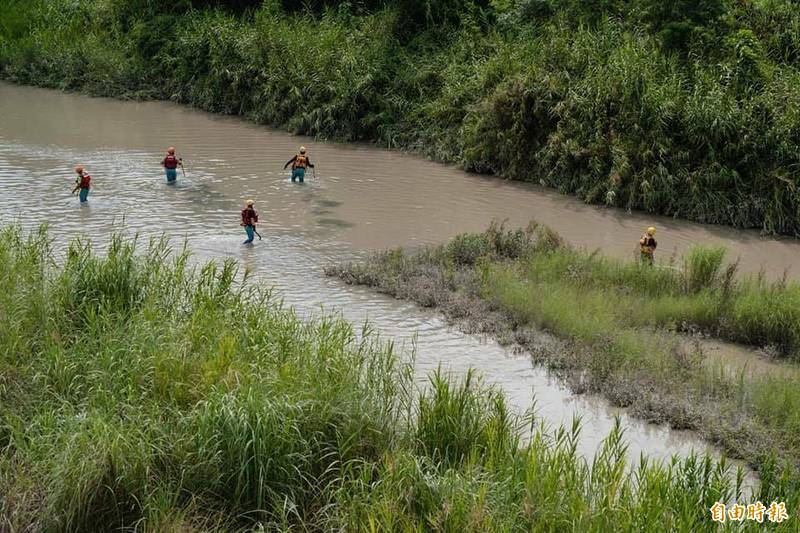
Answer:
[{"xmin": 2, "ymin": 0, "xmax": 800, "ymax": 233}]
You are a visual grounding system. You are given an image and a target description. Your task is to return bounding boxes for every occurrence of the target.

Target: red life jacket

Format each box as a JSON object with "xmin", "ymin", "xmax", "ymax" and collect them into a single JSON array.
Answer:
[
  {"xmin": 78, "ymin": 173, "xmax": 91, "ymax": 189},
  {"xmin": 241, "ymin": 207, "xmax": 258, "ymax": 226},
  {"xmin": 163, "ymin": 155, "xmax": 179, "ymax": 169},
  {"xmin": 293, "ymin": 154, "xmax": 307, "ymax": 169}
]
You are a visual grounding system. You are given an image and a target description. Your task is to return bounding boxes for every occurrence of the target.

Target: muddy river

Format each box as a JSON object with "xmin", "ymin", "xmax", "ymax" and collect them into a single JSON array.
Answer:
[{"xmin": 2, "ymin": 81, "xmax": 791, "ymax": 479}]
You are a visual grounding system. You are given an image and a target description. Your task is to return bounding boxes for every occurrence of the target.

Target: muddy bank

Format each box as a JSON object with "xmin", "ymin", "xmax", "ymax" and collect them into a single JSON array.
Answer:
[{"xmin": 325, "ymin": 228, "xmax": 800, "ymax": 478}]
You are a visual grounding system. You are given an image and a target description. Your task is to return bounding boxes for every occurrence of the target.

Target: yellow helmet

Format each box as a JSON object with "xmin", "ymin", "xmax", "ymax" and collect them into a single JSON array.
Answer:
[
  {"xmin": 246, "ymin": 199, "xmax": 254, "ymax": 206},
  {"xmin": 299, "ymin": 146, "xmax": 306, "ymax": 154},
  {"xmin": 646, "ymin": 226, "xmax": 656, "ymax": 236}
]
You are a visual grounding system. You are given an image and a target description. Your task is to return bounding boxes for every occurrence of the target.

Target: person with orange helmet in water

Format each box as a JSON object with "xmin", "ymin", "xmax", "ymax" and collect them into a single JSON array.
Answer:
[
  {"xmin": 283, "ymin": 146, "xmax": 314, "ymax": 183},
  {"xmin": 161, "ymin": 146, "xmax": 182, "ymax": 183},
  {"xmin": 71, "ymin": 165, "xmax": 91, "ymax": 203}
]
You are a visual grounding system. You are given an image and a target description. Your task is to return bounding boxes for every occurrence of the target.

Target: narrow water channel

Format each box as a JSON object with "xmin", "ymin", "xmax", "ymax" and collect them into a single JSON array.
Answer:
[{"xmin": 1, "ymin": 81, "xmax": 786, "ymax": 479}]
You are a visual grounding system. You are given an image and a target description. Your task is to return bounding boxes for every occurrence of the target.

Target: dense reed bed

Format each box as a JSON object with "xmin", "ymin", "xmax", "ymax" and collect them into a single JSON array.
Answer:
[
  {"xmin": 1, "ymin": 224, "xmax": 796, "ymax": 531},
  {"xmin": 2, "ymin": 0, "xmax": 800, "ymax": 233}
]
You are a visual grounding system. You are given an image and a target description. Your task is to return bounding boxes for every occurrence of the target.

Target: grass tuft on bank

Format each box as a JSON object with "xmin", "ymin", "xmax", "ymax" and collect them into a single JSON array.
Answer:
[
  {"xmin": 327, "ymin": 221, "xmax": 800, "ymax": 482},
  {"xmin": 2, "ymin": 224, "xmax": 796, "ymax": 531}
]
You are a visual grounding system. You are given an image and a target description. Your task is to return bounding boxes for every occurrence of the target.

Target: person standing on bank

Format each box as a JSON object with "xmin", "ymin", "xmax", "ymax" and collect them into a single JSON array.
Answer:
[
  {"xmin": 283, "ymin": 146, "xmax": 314, "ymax": 183},
  {"xmin": 241, "ymin": 199, "xmax": 259, "ymax": 245},
  {"xmin": 161, "ymin": 146, "xmax": 182, "ymax": 183},
  {"xmin": 71, "ymin": 165, "xmax": 91, "ymax": 203},
  {"xmin": 639, "ymin": 226, "xmax": 657, "ymax": 265}
]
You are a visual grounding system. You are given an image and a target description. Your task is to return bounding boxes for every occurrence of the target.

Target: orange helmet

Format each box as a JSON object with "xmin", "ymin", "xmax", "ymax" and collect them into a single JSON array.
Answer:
[
  {"xmin": 74, "ymin": 165, "xmax": 84, "ymax": 173},
  {"xmin": 167, "ymin": 147, "xmax": 175, "ymax": 154}
]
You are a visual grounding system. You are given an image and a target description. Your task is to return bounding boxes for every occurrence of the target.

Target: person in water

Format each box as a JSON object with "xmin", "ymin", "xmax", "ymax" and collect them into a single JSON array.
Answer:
[
  {"xmin": 161, "ymin": 146, "xmax": 182, "ymax": 183},
  {"xmin": 241, "ymin": 199, "xmax": 259, "ymax": 244},
  {"xmin": 639, "ymin": 226, "xmax": 657, "ymax": 265},
  {"xmin": 71, "ymin": 165, "xmax": 91, "ymax": 203},
  {"xmin": 283, "ymin": 146, "xmax": 314, "ymax": 183}
]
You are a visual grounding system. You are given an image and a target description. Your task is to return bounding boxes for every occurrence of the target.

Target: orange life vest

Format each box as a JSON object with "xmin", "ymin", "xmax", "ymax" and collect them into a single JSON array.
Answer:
[{"xmin": 293, "ymin": 154, "xmax": 307, "ymax": 169}]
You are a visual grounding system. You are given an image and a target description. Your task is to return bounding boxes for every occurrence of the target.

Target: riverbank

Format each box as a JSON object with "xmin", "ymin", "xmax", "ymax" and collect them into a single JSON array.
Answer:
[
  {"xmin": 3, "ymin": 225, "xmax": 791, "ymax": 531},
  {"xmin": 326, "ymin": 222, "xmax": 800, "ymax": 484},
  {"xmin": 2, "ymin": 1, "xmax": 800, "ymax": 234}
]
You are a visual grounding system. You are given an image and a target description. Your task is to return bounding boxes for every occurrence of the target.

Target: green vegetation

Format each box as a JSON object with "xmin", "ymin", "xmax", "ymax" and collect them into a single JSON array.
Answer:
[
  {"xmin": 327, "ymin": 221, "xmax": 800, "ymax": 482},
  {"xmin": 0, "ymin": 223, "xmax": 800, "ymax": 532},
  {"xmin": 2, "ymin": 0, "xmax": 800, "ymax": 233},
  {"xmin": 4, "ymin": 225, "xmax": 794, "ymax": 531},
  {"xmin": 489, "ymin": 238, "xmax": 800, "ymax": 356}
]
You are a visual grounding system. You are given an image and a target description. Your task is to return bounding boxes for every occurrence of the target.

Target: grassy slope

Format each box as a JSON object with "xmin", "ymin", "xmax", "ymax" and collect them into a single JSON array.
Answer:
[
  {"xmin": 327, "ymin": 222, "xmax": 800, "ymax": 486},
  {"xmin": 4, "ymin": 225, "xmax": 796, "ymax": 531},
  {"xmin": 1, "ymin": 0, "xmax": 800, "ymax": 233}
]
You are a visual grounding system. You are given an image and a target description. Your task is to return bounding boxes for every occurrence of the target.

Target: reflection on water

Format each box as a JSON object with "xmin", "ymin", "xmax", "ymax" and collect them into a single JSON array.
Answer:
[{"xmin": 0, "ymin": 81, "xmax": 772, "ymax": 480}]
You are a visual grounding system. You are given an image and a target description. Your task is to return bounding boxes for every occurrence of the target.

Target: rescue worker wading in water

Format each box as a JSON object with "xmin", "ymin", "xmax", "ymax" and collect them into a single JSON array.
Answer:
[
  {"xmin": 241, "ymin": 199, "xmax": 259, "ymax": 245},
  {"xmin": 71, "ymin": 165, "xmax": 91, "ymax": 203},
  {"xmin": 161, "ymin": 147, "xmax": 182, "ymax": 183},
  {"xmin": 639, "ymin": 226, "xmax": 657, "ymax": 265},
  {"xmin": 283, "ymin": 146, "xmax": 314, "ymax": 183}
]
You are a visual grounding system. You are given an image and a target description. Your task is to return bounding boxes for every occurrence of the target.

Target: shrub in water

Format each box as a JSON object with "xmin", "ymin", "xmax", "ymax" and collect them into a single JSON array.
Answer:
[{"xmin": 446, "ymin": 232, "xmax": 493, "ymax": 265}]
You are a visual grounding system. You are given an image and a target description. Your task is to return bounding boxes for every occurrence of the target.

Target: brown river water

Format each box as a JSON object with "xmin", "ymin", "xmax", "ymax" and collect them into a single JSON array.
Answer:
[{"xmin": 2, "ymin": 81, "xmax": 789, "ymax": 481}]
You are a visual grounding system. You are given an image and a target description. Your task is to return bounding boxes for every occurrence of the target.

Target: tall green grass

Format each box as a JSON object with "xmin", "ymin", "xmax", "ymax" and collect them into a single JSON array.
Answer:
[
  {"xmin": 468, "ymin": 225, "xmax": 800, "ymax": 355},
  {"xmin": 329, "ymin": 221, "xmax": 800, "ymax": 484},
  {"xmin": 3, "ymin": 224, "xmax": 798, "ymax": 531},
  {"xmin": 479, "ymin": 224, "xmax": 800, "ymax": 474},
  {"xmin": 416, "ymin": 221, "xmax": 800, "ymax": 356},
  {"xmin": 0, "ymin": 225, "xmax": 404, "ymax": 529},
  {"xmin": 3, "ymin": 1, "xmax": 800, "ymax": 233}
]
